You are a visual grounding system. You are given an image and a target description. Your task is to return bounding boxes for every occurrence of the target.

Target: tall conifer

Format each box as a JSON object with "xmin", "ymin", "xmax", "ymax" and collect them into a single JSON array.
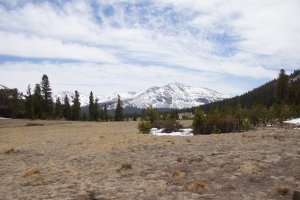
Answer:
[
  {"xmin": 72, "ymin": 91, "xmax": 81, "ymax": 121},
  {"xmin": 114, "ymin": 95, "xmax": 123, "ymax": 121},
  {"xmin": 41, "ymin": 74, "xmax": 53, "ymax": 118}
]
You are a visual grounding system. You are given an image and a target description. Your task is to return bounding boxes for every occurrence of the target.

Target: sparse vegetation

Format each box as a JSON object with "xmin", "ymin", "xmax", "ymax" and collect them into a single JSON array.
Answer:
[
  {"xmin": 276, "ymin": 187, "xmax": 289, "ymax": 196},
  {"xmin": 184, "ymin": 180, "xmax": 206, "ymax": 194},
  {"xmin": 23, "ymin": 167, "xmax": 41, "ymax": 177},
  {"xmin": 26, "ymin": 122, "xmax": 44, "ymax": 127},
  {"xmin": 4, "ymin": 148, "xmax": 19, "ymax": 154},
  {"xmin": 171, "ymin": 170, "xmax": 183, "ymax": 184},
  {"xmin": 117, "ymin": 162, "xmax": 132, "ymax": 172},
  {"xmin": 1, "ymin": 119, "xmax": 299, "ymax": 199}
]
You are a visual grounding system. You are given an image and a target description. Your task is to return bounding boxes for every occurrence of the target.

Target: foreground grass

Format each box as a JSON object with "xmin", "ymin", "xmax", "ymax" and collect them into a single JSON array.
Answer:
[{"xmin": 0, "ymin": 119, "xmax": 299, "ymax": 199}]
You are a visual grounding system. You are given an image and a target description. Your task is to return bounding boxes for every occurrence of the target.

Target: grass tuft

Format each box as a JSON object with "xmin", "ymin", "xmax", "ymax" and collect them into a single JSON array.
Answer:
[
  {"xmin": 171, "ymin": 170, "xmax": 183, "ymax": 184},
  {"xmin": 26, "ymin": 122, "xmax": 44, "ymax": 127},
  {"xmin": 4, "ymin": 148, "xmax": 19, "ymax": 154},
  {"xmin": 23, "ymin": 167, "xmax": 41, "ymax": 177},
  {"xmin": 276, "ymin": 187, "xmax": 289, "ymax": 195},
  {"xmin": 117, "ymin": 162, "xmax": 132, "ymax": 172},
  {"xmin": 184, "ymin": 180, "xmax": 206, "ymax": 194}
]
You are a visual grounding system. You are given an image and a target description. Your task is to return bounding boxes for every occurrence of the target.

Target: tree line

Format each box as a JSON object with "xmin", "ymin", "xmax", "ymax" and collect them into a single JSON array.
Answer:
[
  {"xmin": 0, "ymin": 74, "xmax": 124, "ymax": 121},
  {"xmin": 192, "ymin": 69, "xmax": 300, "ymax": 134}
]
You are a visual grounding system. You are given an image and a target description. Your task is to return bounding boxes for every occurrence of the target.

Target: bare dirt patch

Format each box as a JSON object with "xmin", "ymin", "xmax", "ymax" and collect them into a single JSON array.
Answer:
[{"xmin": 0, "ymin": 119, "xmax": 299, "ymax": 199}]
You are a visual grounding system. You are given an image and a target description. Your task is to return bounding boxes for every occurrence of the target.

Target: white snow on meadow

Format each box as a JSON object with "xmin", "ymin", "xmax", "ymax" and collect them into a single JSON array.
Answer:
[
  {"xmin": 0, "ymin": 117, "xmax": 10, "ymax": 120},
  {"xmin": 150, "ymin": 128, "xmax": 193, "ymax": 136},
  {"xmin": 284, "ymin": 118, "xmax": 300, "ymax": 126}
]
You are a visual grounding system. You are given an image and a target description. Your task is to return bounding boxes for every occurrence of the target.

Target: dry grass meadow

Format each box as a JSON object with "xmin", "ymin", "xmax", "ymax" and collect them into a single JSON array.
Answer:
[{"xmin": 0, "ymin": 119, "xmax": 299, "ymax": 200}]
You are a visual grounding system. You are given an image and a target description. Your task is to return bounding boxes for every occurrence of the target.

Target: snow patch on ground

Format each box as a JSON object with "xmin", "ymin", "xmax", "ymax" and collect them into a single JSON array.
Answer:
[
  {"xmin": 284, "ymin": 118, "xmax": 300, "ymax": 125},
  {"xmin": 150, "ymin": 128, "xmax": 193, "ymax": 136},
  {"xmin": 0, "ymin": 117, "xmax": 10, "ymax": 120}
]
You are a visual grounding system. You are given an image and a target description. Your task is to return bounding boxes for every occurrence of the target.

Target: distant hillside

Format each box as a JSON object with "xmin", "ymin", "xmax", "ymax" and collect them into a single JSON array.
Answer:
[{"xmin": 201, "ymin": 69, "xmax": 300, "ymax": 111}]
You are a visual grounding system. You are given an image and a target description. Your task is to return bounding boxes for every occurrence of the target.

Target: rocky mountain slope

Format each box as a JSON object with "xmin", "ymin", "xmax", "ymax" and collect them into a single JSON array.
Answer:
[{"xmin": 54, "ymin": 82, "xmax": 228, "ymax": 110}]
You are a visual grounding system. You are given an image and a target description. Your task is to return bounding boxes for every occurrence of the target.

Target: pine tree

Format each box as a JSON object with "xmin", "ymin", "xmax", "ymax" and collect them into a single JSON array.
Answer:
[
  {"xmin": 169, "ymin": 109, "xmax": 179, "ymax": 120},
  {"xmin": 54, "ymin": 97, "xmax": 62, "ymax": 118},
  {"xmin": 103, "ymin": 103, "xmax": 108, "ymax": 121},
  {"xmin": 63, "ymin": 95, "xmax": 71, "ymax": 120},
  {"xmin": 192, "ymin": 108, "xmax": 206, "ymax": 134},
  {"xmin": 25, "ymin": 84, "xmax": 34, "ymax": 119},
  {"xmin": 40, "ymin": 74, "xmax": 53, "ymax": 118},
  {"xmin": 114, "ymin": 95, "xmax": 123, "ymax": 121},
  {"xmin": 72, "ymin": 90, "xmax": 81, "ymax": 121},
  {"xmin": 146, "ymin": 106, "xmax": 159, "ymax": 124},
  {"xmin": 81, "ymin": 112, "xmax": 88, "ymax": 121},
  {"xmin": 276, "ymin": 69, "xmax": 289, "ymax": 104},
  {"xmin": 33, "ymin": 84, "xmax": 43, "ymax": 119},
  {"xmin": 88, "ymin": 91, "xmax": 94, "ymax": 121},
  {"xmin": 94, "ymin": 98, "xmax": 100, "ymax": 121}
]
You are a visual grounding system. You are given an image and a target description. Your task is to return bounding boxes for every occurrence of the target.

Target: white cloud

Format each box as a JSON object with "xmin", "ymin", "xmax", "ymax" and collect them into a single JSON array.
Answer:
[
  {"xmin": 0, "ymin": 61, "xmax": 248, "ymax": 95},
  {"xmin": 0, "ymin": 31, "xmax": 119, "ymax": 63},
  {"xmin": 0, "ymin": 0, "xmax": 299, "ymax": 95}
]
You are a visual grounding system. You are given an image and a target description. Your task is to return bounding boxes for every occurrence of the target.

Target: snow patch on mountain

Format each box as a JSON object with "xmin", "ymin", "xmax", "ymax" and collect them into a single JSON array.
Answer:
[
  {"xmin": 104, "ymin": 82, "xmax": 229, "ymax": 109},
  {"xmin": 53, "ymin": 91, "xmax": 95, "ymax": 106},
  {"xmin": 52, "ymin": 82, "xmax": 228, "ymax": 108}
]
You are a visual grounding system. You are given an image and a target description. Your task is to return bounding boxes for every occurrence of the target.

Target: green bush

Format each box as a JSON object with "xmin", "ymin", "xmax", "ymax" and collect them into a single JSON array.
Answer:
[
  {"xmin": 192, "ymin": 108, "xmax": 207, "ymax": 134},
  {"xmin": 137, "ymin": 121, "xmax": 152, "ymax": 134},
  {"xmin": 153, "ymin": 119, "xmax": 183, "ymax": 133}
]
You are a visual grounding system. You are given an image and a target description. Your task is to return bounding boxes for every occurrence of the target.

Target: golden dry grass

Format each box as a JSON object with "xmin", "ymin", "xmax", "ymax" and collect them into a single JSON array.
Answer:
[{"xmin": 0, "ymin": 119, "xmax": 299, "ymax": 199}]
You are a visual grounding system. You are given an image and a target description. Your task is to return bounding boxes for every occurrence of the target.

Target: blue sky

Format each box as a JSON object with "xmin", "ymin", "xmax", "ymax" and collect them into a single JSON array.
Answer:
[{"xmin": 0, "ymin": 0, "xmax": 299, "ymax": 96}]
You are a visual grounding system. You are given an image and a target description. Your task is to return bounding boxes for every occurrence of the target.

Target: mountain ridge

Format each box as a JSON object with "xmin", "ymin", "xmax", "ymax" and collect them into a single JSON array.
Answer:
[{"xmin": 54, "ymin": 82, "xmax": 228, "ymax": 110}]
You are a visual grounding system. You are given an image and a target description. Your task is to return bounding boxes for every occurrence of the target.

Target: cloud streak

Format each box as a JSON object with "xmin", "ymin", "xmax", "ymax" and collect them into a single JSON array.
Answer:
[{"xmin": 0, "ymin": 0, "xmax": 299, "ymax": 95}]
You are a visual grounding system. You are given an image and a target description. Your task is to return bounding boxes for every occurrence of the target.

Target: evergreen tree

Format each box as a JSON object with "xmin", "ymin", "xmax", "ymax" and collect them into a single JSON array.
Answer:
[
  {"xmin": 94, "ymin": 98, "xmax": 100, "ymax": 121},
  {"xmin": 63, "ymin": 95, "xmax": 71, "ymax": 120},
  {"xmin": 169, "ymin": 109, "xmax": 179, "ymax": 120},
  {"xmin": 54, "ymin": 97, "xmax": 62, "ymax": 118},
  {"xmin": 33, "ymin": 84, "xmax": 43, "ymax": 119},
  {"xmin": 276, "ymin": 69, "xmax": 289, "ymax": 104},
  {"xmin": 88, "ymin": 91, "xmax": 94, "ymax": 120},
  {"xmin": 81, "ymin": 112, "xmax": 88, "ymax": 121},
  {"xmin": 114, "ymin": 95, "xmax": 123, "ymax": 121},
  {"xmin": 0, "ymin": 88, "xmax": 24, "ymax": 118},
  {"xmin": 103, "ymin": 103, "xmax": 108, "ymax": 121},
  {"xmin": 192, "ymin": 108, "xmax": 206, "ymax": 134},
  {"xmin": 72, "ymin": 90, "xmax": 81, "ymax": 121},
  {"xmin": 146, "ymin": 106, "xmax": 159, "ymax": 124},
  {"xmin": 25, "ymin": 84, "xmax": 34, "ymax": 119},
  {"xmin": 40, "ymin": 74, "xmax": 53, "ymax": 118}
]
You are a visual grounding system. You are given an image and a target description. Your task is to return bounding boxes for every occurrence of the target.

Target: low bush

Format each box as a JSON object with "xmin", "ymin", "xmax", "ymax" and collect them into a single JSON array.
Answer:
[
  {"xmin": 137, "ymin": 121, "xmax": 152, "ymax": 134},
  {"xmin": 153, "ymin": 120, "xmax": 183, "ymax": 133},
  {"xmin": 26, "ymin": 122, "xmax": 44, "ymax": 127}
]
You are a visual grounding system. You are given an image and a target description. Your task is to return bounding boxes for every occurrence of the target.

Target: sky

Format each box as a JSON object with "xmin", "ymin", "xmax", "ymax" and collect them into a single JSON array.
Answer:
[{"xmin": 0, "ymin": 0, "xmax": 299, "ymax": 96}]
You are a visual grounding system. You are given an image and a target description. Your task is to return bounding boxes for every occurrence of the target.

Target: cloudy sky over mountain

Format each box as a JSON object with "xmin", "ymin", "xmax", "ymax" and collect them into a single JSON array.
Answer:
[{"xmin": 0, "ymin": 0, "xmax": 299, "ymax": 95}]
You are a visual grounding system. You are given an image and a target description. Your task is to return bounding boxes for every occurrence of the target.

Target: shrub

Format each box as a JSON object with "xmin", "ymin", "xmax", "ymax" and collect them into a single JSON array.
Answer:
[
  {"xmin": 137, "ymin": 121, "xmax": 152, "ymax": 134},
  {"xmin": 153, "ymin": 120, "xmax": 183, "ymax": 133},
  {"xmin": 26, "ymin": 122, "xmax": 44, "ymax": 127}
]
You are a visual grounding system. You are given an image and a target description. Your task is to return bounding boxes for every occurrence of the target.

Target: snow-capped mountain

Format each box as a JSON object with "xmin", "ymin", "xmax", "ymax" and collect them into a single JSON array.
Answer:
[
  {"xmin": 53, "ymin": 91, "xmax": 91, "ymax": 106},
  {"xmin": 53, "ymin": 82, "xmax": 228, "ymax": 109},
  {"xmin": 103, "ymin": 82, "xmax": 229, "ymax": 109}
]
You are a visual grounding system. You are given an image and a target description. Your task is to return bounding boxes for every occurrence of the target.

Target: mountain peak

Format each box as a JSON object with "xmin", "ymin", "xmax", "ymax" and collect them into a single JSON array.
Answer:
[
  {"xmin": 102, "ymin": 82, "xmax": 228, "ymax": 110},
  {"xmin": 53, "ymin": 82, "xmax": 228, "ymax": 110}
]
